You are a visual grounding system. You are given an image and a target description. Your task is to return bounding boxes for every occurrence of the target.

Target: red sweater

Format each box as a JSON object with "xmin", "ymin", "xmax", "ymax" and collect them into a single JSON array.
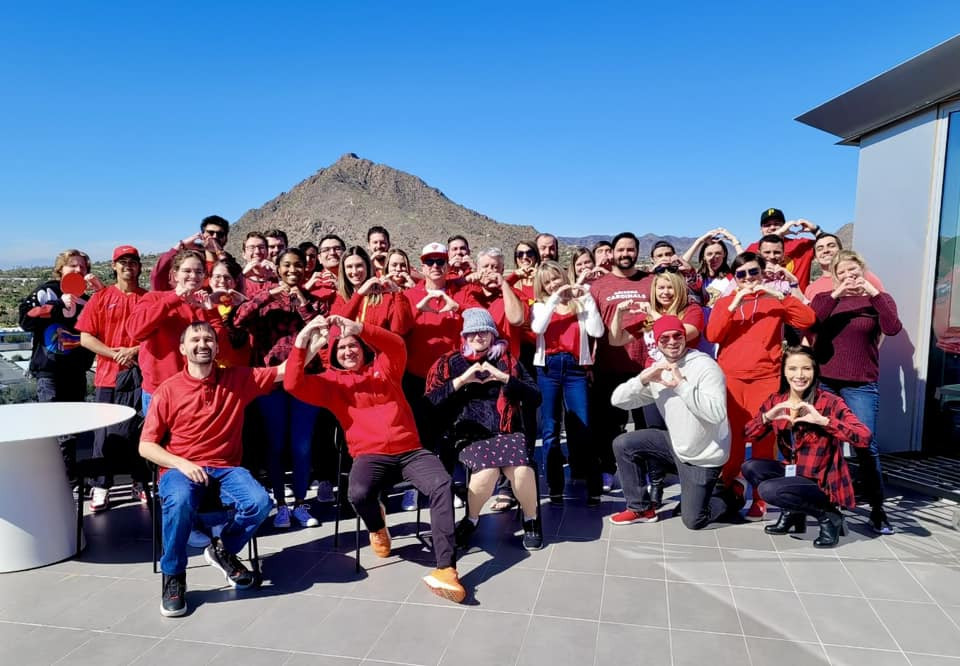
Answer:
[
  {"xmin": 331, "ymin": 291, "xmax": 415, "ymax": 336},
  {"xmin": 811, "ymin": 292, "xmax": 902, "ymax": 384},
  {"xmin": 403, "ymin": 283, "xmax": 464, "ymax": 378},
  {"xmin": 142, "ymin": 365, "xmax": 278, "ymax": 472},
  {"xmin": 706, "ymin": 293, "xmax": 815, "ymax": 380},
  {"xmin": 284, "ymin": 325, "xmax": 422, "ymax": 458},
  {"xmin": 75, "ymin": 284, "xmax": 147, "ymax": 387},
  {"xmin": 126, "ymin": 291, "xmax": 223, "ymax": 393}
]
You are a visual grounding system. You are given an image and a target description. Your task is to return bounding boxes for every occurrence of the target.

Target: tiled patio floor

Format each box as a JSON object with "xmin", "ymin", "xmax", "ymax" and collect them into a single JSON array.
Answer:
[{"xmin": 3, "ymin": 483, "xmax": 960, "ymax": 665}]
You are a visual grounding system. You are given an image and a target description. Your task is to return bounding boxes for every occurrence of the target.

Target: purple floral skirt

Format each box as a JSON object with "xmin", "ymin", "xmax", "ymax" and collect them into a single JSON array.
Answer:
[{"xmin": 458, "ymin": 432, "xmax": 530, "ymax": 472}]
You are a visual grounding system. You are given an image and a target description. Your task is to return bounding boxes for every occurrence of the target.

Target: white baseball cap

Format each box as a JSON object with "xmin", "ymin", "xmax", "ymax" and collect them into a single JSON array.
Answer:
[{"xmin": 421, "ymin": 242, "xmax": 447, "ymax": 259}]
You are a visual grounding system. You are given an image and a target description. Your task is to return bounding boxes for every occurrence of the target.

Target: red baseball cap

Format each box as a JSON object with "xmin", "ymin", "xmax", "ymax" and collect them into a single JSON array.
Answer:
[{"xmin": 112, "ymin": 245, "xmax": 141, "ymax": 262}]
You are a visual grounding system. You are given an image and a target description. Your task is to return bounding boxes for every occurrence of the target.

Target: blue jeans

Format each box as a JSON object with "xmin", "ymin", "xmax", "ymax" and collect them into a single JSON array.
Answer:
[
  {"xmin": 257, "ymin": 389, "xmax": 319, "ymax": 504},
  {"xmin": 820, "ymin": 380, "xmax": 884, "ymax": 507},
  {"xmin": 141, "ymin": 390, "xmax": 153, "ymax": 417},
  {"xmin": 538, "ymin": 352, "xmax": 600, "ymax": 496},
  {"xmin": 158, "ymin": 466, "xmax": 271, "ymax": 575}
]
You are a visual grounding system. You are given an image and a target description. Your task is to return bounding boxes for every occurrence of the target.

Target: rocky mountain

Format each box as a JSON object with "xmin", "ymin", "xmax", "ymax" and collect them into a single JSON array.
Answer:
[{"xmin": 228, "ymin": 153, "xmax": 542, "ymax": 259}]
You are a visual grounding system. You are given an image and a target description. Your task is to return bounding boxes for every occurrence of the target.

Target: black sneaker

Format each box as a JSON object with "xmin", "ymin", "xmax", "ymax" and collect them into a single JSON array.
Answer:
[
  {"xmin": 203, "ymin": 539, "xmax": 256, "ymax": 589},
  {"xmin": 455, "ymin": 517, "xmax": 478, "ymax": 549},
  {"xmin": 522, "ymin": 519, "xmax": 543, "ymax": 551},
  {"xmin": 161, "ymin": 573, "xmax": 187, "ymax": 617}
]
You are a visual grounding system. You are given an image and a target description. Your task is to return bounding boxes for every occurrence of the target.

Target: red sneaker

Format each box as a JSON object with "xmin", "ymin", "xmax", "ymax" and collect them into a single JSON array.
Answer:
[
  {"xmin": 746, "ymin": 500, "xmax": 767, "ymax": 521},
  {"xmin": 608, "ymin": 508, "xmax": 658, "ymax": 525}
]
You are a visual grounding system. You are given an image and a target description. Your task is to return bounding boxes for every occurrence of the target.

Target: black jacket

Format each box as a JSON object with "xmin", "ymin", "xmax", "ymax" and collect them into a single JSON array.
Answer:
[{"xmin": 18, "ymin": 279, "xmax": 94, "ymax": 378}]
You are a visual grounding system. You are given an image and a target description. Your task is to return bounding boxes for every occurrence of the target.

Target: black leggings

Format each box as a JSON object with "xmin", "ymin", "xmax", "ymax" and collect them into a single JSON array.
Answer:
[{"xmin": 741, "ymin": 459, "xmax": 835, "ymax": 517}]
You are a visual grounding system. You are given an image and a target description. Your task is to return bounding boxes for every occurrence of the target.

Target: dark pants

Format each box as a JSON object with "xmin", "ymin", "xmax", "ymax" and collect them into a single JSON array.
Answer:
[
  {"xmin": 741, "ymin": 459, "xmax": 834, "ymax": 517},
  {"xmin": 91, "ymin": 386, "xmax": 149, "ymax": 489},
  {"xmin": 37, "ymin": 374, "xmax": 87, "ymax": 486},
  {"xmin": 821, "ymin": 379, "xmax": 884, "ymax": 509},
  {"xmin": 613, "ymin": 428, "xmax": 733, "ymax": 530},
  {"xmin": 348, "ymin": 449, "xmax": 456, "ymax": 569},
  {"xmin": 589, "ymin": 371, "xmax": 648, "ymax": 474}
]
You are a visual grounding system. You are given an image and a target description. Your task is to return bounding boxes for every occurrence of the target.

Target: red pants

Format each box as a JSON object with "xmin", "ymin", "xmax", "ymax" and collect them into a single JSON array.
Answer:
[{"xmin": 722, "ymin": 374, "xmax": 779, "ymax": 494}]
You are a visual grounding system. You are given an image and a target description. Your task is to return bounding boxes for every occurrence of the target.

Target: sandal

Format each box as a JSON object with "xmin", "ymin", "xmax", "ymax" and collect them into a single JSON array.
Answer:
[{"xmin": 490, "ymin": 495, "xmax": 518, "ymax": 512}]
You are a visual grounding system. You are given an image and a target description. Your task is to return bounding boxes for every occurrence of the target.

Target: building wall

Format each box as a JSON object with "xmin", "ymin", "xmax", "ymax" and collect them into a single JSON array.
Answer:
[{"xmin": 852, "ymin": 108, "xmax": 942, "ymax": 451}]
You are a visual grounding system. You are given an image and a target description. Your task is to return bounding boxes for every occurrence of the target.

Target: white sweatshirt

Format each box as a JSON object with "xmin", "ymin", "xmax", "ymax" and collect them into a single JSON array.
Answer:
[{"xmin": 610, "ymin": 350, "xmax": 730, "ymax": 467}]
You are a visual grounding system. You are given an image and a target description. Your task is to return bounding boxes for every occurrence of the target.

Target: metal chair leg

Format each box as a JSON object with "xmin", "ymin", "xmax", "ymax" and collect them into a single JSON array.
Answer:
[{"xmin": 75, "ymin": 477, "xmax": 85, "ymax": 557}]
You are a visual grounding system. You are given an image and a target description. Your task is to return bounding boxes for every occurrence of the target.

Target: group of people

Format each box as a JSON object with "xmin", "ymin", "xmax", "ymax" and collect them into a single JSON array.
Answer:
[{"xmin": 18, "ymin": 207, "xmax": 902, "ymax": 617}]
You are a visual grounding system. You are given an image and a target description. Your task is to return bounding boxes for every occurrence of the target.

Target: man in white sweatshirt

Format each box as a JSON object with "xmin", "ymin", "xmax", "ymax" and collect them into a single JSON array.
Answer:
[{"xmin": 608, "ymin": 315, "xmax": 743, "ymax": 529}]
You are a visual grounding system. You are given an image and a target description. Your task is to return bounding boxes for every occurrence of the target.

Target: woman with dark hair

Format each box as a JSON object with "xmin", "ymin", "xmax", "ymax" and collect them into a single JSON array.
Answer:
[
  {"xmin": 507, "ymin": 240, "xmax": 541, "ymax": 302},
  {"xmin": 234, "ymin": 247, "xmax": 326, "ymax": 529},
  {"xmin": 706, "ymin": 251, "xmax": 816, "ymax": 520},
  {"xmin": 811, "ymin": 249, "xmax": 903, "ymax": 534},
  {"xmin": 331, "ymin": 246, "xmax": 414, "ymax": 334},
  {"xmin": 298, "ymin": 241, "xmax": 319, "ymax": 276},
  {"xmin": 741, "ymin": 346, "xmax": 871, "ymax": 548},
  {"xmin": 426, "ymin": 308, "xmax": 543, "ymax": 550}
]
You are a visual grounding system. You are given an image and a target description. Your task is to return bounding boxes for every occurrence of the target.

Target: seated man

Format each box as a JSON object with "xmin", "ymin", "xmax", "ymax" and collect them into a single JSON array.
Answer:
[
  {"xmin": 285, "ymin": 314, "xmax": 466, "ymax": 603},
  {"xmin": 609, "ymin": 316, "xmax": 743, "ymax": 529},
  {"xmin": 139, "ymin": 321, "xmax": 281, "ymax": 617}
]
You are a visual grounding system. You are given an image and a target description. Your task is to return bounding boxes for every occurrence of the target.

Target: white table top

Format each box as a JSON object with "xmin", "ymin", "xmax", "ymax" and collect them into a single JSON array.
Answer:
[{"xmin": 0, "ymin": 402, "xmax": 136, "ymax": 443}]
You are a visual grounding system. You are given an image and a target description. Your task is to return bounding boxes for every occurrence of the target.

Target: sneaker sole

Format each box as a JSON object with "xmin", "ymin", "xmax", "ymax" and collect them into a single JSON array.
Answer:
[
  {"xmin": 160, "ymin": 602, "xmax": 187, "ymax": 618},
  {"xmin": 422, "ymin": 576, "xmax": 466, "ymax": 603},
  {"xmin": 608, "ymin": 515, "xmax": 659, "ymax": 525},
  {"xmin": 203, "ymin": 548, "xmax": 255, "ymax": 589},
  {"xmin": 90, "ymin": 504, "xmax": 110, "ymax": 513}
]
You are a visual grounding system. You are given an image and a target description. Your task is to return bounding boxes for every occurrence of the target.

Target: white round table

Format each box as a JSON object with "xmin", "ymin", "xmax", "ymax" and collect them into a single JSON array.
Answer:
[{"xmin": 0, "ymin": 402, "xmax": 136, "ymax": 572}]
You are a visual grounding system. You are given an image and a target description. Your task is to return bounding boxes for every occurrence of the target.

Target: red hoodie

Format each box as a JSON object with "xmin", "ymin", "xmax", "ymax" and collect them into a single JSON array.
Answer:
[
  {"xmin": 330, "ymin": 291, "xmax": 414, "ymax": 336},
  {"xmin": 706, "ymin": 292, "xmax": 815, "ymax": 380},
  {"xmin": 284, "ymin": 324, "xmax": 422, "ymax": 458}
]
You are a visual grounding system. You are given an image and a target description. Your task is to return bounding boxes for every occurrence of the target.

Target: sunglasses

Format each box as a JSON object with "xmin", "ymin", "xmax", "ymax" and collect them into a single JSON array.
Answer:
[
  {"xmin": 203, "ymin": 229, "xmax": 227, "ymax": 238},
  {"xmin": 653, "ymin": 264, "xmax": 680, "ymax": 274},
  {"xmin": 423, "ymin": 257, "xmax": 447, "ymax": 267},
  {"xmin": 515, "ymin": 249, "xmax": 536, "ymax": 258},
  {"xmin": 735, "ymin": 267, "xmax": 762, "ymax": 279}
]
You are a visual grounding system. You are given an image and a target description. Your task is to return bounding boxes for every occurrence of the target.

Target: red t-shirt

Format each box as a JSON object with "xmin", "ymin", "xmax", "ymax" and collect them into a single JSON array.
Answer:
[
  {"xmin": 746, "ymin": 237, "xmax": 815, "ymax": 291},
  {"xmin": 589, "ymin": 271, "xmax": 650, "ymax": 373},
  {"xmin": 142, "ymin": 365, "xmax": 278, "ymax": 471},
  {"xmin": 75, "ymin": 284, "xmax": 147, "ymax": 387},
  {"xmin": 544, "ymin": 310, "xmax": 581, "ymax": 356}
]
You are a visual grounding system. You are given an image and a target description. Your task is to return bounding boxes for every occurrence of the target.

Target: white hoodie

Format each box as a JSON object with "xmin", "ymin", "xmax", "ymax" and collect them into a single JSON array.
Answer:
[{"xmin": 610, "ymin": 350, "xmax": 730, "ymax": 467}]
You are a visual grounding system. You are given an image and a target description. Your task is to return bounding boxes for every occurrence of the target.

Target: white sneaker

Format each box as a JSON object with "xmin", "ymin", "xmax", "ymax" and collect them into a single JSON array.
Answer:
[
  {"xmin": 91, "ymin": 487, "xmax": 110, "ymax": 512},
  {"xmin": 310, "ymin": 479, "xmax": 321, "ymax": 491},
  {"xmin": 401, "ymin": 489, "xmax": 418, "ymax": 511},
  {"xmin": 292, "ymin": 504, "xmax": 319, "ymax": 527},
  {"xmin": 453, "ymin": 494, "xmax": 464, "ymax": 509},
  {"xmin": 602, "ymin": 473, "xmax": 616, "ymax": 493},
  {"xmin": 284, "ymin": 485, "xmax": 294, "ymax": 499},
  {"xmin": 187, "ymin": 529, "xmax": 211, "ymax": 548},
  {"xmin": 274, "ymin": 505, "xmax": 292, "ymax": 529},
  {"xmin": 315, "ymin": 481, "xmax": 335, "ymax": 503}
]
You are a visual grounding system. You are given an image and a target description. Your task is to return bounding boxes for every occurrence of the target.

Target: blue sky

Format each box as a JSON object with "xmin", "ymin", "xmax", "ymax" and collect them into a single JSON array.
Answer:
[{"xmin": 2, "ymin": 3, "xmax": 958, "ymax": 268}]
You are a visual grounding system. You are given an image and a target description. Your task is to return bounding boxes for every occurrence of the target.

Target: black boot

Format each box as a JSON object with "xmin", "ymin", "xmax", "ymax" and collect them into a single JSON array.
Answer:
[
  {"xmin": 813, "ymin": 510, "xmax": 847, "ymax": 548},
  {"xmin": 765, "ymin": 511, "xmax": 807, "ymax": 535},
  {"xmin": 648, "ymin": 482, "xmax": 664, "ymax": 509},
  {"xmin": 869, "ymin": 506, "xmax": 894, "ymax": 535}
]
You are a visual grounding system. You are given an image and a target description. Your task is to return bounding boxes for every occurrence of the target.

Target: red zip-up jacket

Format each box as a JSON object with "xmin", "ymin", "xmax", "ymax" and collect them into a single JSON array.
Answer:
[
  {"xmin": 706, "ymin": 292, "xmax": 815, "ymax": 380},
  {"xmin": 284, "ymin": 324, "xmax": 422, "ymax": 458}
]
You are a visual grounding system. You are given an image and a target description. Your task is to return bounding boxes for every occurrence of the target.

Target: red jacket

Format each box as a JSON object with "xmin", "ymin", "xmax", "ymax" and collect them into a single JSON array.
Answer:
[
  {"xmin": 403, "ymin": 283, "xmax": 464, "ymax": 378},
  {"xmin": 284, "ymin": 324, "xmax": 422, "ymax": 458},
  {"xmin": 745, "ymin": 388, "xmax": 870, "ymax": 507},
  {"xmin": 331, "ymin": 291, "xmax": 414, "ymax": 336},
  {"xmin": 126, "ymin": 291, "xmax": 223, "ymax": 393},
  {"xmin": 706, "ymin": 293, "xmax": 815, "ymax": 380}
]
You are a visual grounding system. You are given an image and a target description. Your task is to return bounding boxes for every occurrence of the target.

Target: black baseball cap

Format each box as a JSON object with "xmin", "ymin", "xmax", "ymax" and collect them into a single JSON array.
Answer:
[{"xmin": 760, "ymin": 208, "xmax": 785, "ymax": 225}]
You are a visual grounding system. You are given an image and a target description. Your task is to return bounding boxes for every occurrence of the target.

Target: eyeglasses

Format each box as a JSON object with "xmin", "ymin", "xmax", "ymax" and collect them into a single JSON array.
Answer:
[
  {"xmin": 515, "ymin": 249, "xmax": 536, "ymax": 258},
  {"xmin": 658, "ymin": 332, "xmax": 685, "ymax": 343},
  {"xmin": 244, "ymin": 244, "xmax": 266, "ymax": 252},
  {"xmin": 734, "ymin": 267, "xmax": 762, "ymax": 279},
  {"xmin": 423, "ymin": 257, "xmax": 447, "ymax": 267},
  {"xmin": 319, "ymin": 246, "xmax": 344, "ymax": 254},
  {"xmin": 653, "ymin": 265, "xmax": 680, "ymax": 274}
]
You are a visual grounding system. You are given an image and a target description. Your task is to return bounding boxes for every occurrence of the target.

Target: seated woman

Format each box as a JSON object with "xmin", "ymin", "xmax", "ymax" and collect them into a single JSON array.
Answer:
[
  {"xmin": 425, "ymin": 309, "xmax": 543, "ymax": 551},
  {"xmin": 741, "ymin": 346, "xmax": 871, "ymax": 548},
  {"xmin": 285, "ymin": 315, "xmax": 466, "ymax": 603}
]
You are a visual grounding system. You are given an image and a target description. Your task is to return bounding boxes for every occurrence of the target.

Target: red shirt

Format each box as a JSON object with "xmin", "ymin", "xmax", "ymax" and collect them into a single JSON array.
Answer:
[
  {"xmin": 403, "ymin": 283, "xmax": 464, "ymax": 378},
  {"xmin": 126, "ymin": 291, "xmax": 223, "ymax": 393},
  {"xmin": 590, "ymin": 271, "xmax": 650, "ymax": 373},
  {"xmin": 544, "ymin": 310, "xmax": 581, "ymax": 356},
  {"xmin": 75, "ymin": 284, "xmax": 147, "ymax": 387},
  {"xmin": 331, "ymin": 291, "xmax": 415, "ymax": 336},
  {"xmin": 284, "ymin": 325, "xmax": 422, "ymax": 458},
  {"xmin": 142, "ymin": 365, "xmax": 278, "ymax": 472},
  {"xmin": 746, "ymin": 237, "xmax": 815, "ymax": 291},
  {"xmin": 706, "ymin": 293, "xmax": 816, "ymax": 380}
]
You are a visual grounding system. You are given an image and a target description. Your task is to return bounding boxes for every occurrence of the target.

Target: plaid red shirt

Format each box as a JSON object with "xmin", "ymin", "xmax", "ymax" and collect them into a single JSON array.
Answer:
[
  {"xmin": 234, "ymin": 288, "xmax": 327, "ymax": 367},
  {"xmin": 744, "ymin": 388, "xmax": 870, "ymax": 508}
]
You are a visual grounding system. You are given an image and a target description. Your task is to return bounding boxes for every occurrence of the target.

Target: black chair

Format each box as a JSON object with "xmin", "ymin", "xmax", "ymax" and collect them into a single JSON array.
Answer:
[{"xmin": 148, "ymin": 466, "xmax": 261, "ymax": 582}]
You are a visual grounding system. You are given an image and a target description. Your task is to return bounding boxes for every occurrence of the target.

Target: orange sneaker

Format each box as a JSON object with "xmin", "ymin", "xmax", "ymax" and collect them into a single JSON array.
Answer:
[
  {"xmin": 370, "ymin": 527, "xmax": 391, "ymax": 558},
  {"xmin": 422, "ymin": 567, "xmax": 466, "ymax": 603}
]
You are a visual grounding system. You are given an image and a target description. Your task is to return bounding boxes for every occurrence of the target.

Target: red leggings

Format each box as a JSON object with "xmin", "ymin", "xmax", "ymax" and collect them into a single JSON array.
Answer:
[{"xmin": 722, "ymin": 374, "xmax": 780, "ymax": 496}]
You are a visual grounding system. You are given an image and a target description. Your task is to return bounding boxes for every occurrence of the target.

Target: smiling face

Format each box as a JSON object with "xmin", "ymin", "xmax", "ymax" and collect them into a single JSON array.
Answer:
[
  {"xmin": 542, "ymin": 269, "xmax": 566, "ymax": 296},
  {"xmin": 815, "ymin": 236, "xmax": 841, "ymax": 270},
  {"xmin": 266, "ymin": 236, "xmax": 286, "ymax": 262},
  {"xmin": 114, "ymin": 255, "xmax": 141, "ymax": 282},
  {"xmin": 465, "ymin": 330, "xmax": 493, "ymax": 355},
  {"xmin": 180, "ymin": 324, "xmax": 218, "ymax": 366},
  {"xmin": 515, "ymin": 244, "xmax": 537, "ymax": 269},
  {"xmin": 387, "ymin": 253, "xmax": 409, "ymax": 275},
  {"xmin": 209, "ymin": 264, "xmax": 235, "ymax": 292},
  {"xmin": 336, "ymin": 335, "xmax": 364, "ymax": 370},
  {"xmin": 759, "ymin": 241, "xmax": 784, "ymax": 266},
  {"xmin": 657, "ymin": 330, "xmax": 686, "ymax": 363},
  {"xmin": 421, "ymin": 255, "xmax": 447, "ymax": 282},
  {"xmin": 733, "ymin": 260, "xmax": 762, "ymax": 288},
  {"xmin": 651, "ymin": 245, "xmax": 676, "ymax": 268},
  {"xmin": 343, "ymin": 255, "xmax": 368, "ymax": 287},
  {"xmin": 574, "ymin": 252, "xmax": 595, "ymax": 275},
  {"xmin": 702, "ymin": 242, "xmax": 725, "ymax": 273},
  {"xmin": 654, "ymin": 275, "xmax": 676, "ymax": 308},
  {"xmin": 784, "ymin": 352, "xmax": 815, "ymax": 397},
  {"xmin": 175, "ymin": 256, "xmax": 205, "ymax": 291},
  {"xmin": 834, "ymin": 259, "xmax": 864, "ymax": 284},
  {"xmin": 319, "ymin": 240, "xmax": 344, "ymax": 271},
  {"xmin": 613, "ymin": 238, "xmax": 638, "ymax": 271},
  {"xmin": 537, "ymin": 236, "xmax": 558, "ymax": 261},
  {"xmin": 277, "ymin": 252, "xmax": 305, "ymax": 287},
  {"xmin": 368, "ymin": 232, "xmax": 389, "ymax": 255}
]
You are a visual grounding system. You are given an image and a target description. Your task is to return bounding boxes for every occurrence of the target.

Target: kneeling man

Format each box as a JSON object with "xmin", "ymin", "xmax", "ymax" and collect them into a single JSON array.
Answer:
[
  {"xmin": 139, "ymin": 321, "xmax": 281, "ymax": 617},
  {"xmin": 609, "ymin": 315, "xmax": 743, "ymax": 529}
]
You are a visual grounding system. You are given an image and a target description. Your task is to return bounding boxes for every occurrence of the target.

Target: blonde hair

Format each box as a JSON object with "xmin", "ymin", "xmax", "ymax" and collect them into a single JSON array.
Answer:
[
  {"xmin": 534, "ymin": 260, "xmax": 583, "ymax": 312},
  {"xmin": 52, "ymin": 249, "xmax": 90, "ymax": 278},
  {"xmin": 651, "ymin": 272, "xmax": 689, "ymax": 316},
  {"xmin": 830, "ymin": 249, "xmax": 867, "ymax": 285}
]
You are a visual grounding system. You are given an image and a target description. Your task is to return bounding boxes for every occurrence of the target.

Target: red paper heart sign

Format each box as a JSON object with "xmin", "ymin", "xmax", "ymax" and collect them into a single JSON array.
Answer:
[{"xmin": 60, "ymin": 272, "xmax": 86, "ymax": 297}]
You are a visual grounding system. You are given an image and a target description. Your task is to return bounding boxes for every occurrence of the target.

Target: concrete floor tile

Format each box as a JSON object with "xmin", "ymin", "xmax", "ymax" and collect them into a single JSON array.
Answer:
[
  {"xmin": 533, "ymin": 571, "xmax": 603, "ymax": 620},
  {"xmin": 516, "ymin": 615, "xmax": 598, "ymax": 666},
  {"xmin": 799, "ymin": 593, "xmax": 898, "ymax": 650},
  {"xmin": 668, "ymin": 581, "xmax": 741, "ymax": 634}
]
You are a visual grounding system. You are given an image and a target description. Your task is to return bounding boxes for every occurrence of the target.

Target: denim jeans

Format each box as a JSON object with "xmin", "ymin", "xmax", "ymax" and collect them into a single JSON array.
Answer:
[
  {"xmin": 820, "ymin": 380, "xmax": 884, "ymax": 507},
  {"xmin": 257, "ymin": 389, "xmax": 319, "ymax": 504},
  {"xmin": 613, "ymin": 428, "xmax": 734, "ymax": 529},
  {"xmin": 538, "ymin": 352, "xmax": 600, "ymax": 496},
  {"xmin": 158, "ymin": 466, "xmax": 271, "ymax": 575},
  {"xmin": 141, "ymin": 390, "xmax": 153, "ymax": 417},
  {"xmin": 36, "ymin": 374, "xmax": 87, "ymax": 485}
]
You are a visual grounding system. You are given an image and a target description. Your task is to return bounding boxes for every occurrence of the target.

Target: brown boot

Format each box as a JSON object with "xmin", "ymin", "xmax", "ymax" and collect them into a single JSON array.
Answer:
[{"xmin": 422, "ymin": 567, "xmax": 466, "ymax": 603}]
